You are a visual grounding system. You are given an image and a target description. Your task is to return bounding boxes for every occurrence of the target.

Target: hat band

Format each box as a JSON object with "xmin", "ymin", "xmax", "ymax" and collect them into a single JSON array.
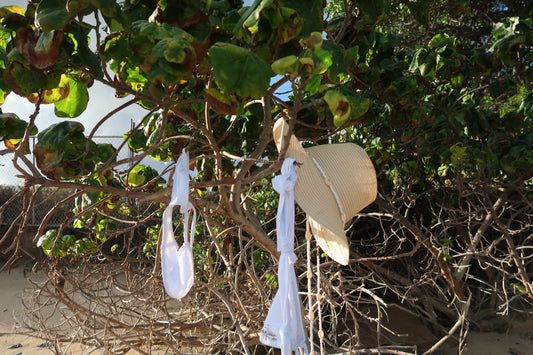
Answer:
[{"xmin": 310, "ymin": 156, "xmax": 347, "ymax": 224}]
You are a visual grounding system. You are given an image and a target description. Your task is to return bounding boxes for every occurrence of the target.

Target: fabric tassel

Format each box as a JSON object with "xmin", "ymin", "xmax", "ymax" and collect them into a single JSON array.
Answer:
[
  {"xmin": 260, "ymin": 158, "xmax": 309, "ymax": 355},
  {"xmin": 161, "ymin": 148, "xmax": 196, "ymax": 300}
]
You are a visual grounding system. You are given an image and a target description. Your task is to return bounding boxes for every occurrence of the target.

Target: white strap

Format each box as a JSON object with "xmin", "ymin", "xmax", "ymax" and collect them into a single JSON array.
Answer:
[
  {"xmin": 272, "ymin": 159, "xmax": 298, "ymax": 254},
  {"xmin": 260, "ymin": 158, "xmax": 309, "ymax": 355},
  {"xmin": 161, "ymin": 148, "xmax": 196, "ymax": 300}
]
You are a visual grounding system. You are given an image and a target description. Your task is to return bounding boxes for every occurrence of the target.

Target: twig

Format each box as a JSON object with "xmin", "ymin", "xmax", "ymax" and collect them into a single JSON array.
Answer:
[
  {"xmin": 423, "ymin": 294, "xmax": 471, "ymax": 355},
  {"xmin": 375, "ymin": 197, "xmax": 466, "ymax": 301}
]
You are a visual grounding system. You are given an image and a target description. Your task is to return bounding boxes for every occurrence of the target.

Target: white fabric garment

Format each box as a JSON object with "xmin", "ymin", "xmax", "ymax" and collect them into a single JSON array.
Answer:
[
  {"xmin": 161, "ymin": 148, "xmax": 196, "ymax": 300},
  {"xmin": 260, "ymin": 158, "xmax": 309, "ymax": 355}
]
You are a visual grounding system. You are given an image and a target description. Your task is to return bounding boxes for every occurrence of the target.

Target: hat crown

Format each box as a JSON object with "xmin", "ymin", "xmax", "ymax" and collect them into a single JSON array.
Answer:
[{"xmin": 305, "ymin": 144, "xmax": 377, "ymax": 222}]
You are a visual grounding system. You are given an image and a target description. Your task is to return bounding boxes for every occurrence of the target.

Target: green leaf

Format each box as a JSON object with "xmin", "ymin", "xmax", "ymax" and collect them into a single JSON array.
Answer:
[
  {"xmin": 303, "ymin": 74, "xmax": 321, "ymax": 95},
  {"xmin": 209, "ymin": 43, "xmax": 271, "ymax": 98},
  {"xmin": 66, "ymin": 0, "xmax": 93, "ymax": 17},
  {"xmin": 127, "ymin": 165, "xmax": 162, "ymax": 188},
  {"xmin": 128, "ymin": 169, "xmax": 145, "ymax": 187},
  {"xmin": 280, "ymin": 0, "xmax": 323, "ymax": 36},
  {"xmin": 0, "ymin": 113, "xmax": 37, "ymax": 140},
  {"xmin": 324, "ymin": 90, "xmax": 370, "ymax": 127},
  {"xmin": 411, "ymin": 47, "xmax": 436, "ymax": 80},
  {"xmin": 3, "ymin": 62, "xmax": 48, "ymax": 97},
  {"xmin": 74, "ymin": 238, "xmax": 97, "ymax": 256},
  {"xmin": 54, "ymin": 74, "xmax": 89, "ymax": 117},
  {"xmin": 35, "ymin": 0, "xmax": 70, "ymax": 32},
  {"xmin": 124, "ymin": 129, "xmax": 148, "ymax": 153},
  {"xmin": 406, "ymin": 0, "xmax": 432, "ymax": 24},
  {"xmin": 428, "ymin": 34, "xmax": 456, "ymax": 51},
  {"xmin": 37, "ymin": 121, "xmax": 85, "ymax": 150},
  {"xmin": 518, "ymin": 91, "xmax": 533, "ymax": 120},
  {"xmin": 357, "ymin": 0, "xmax": 386, "ymax": 24},
  {"xmin": 162, "ymin": 38, "xmax": 194, "ymax": 64},
  {"xmin": 0, "ymin": 86, "xmax": 8, "ymax": 105},
  {"xmin": 489, "ymin": 17, "xmax": 531, "ymax": 65},
  {"xmin": 131, "ymin": 21, "xmax": 193, "ymax": 42},
  {"xmin": 91, "ymin": 143, "xmax": 115, "ymax": 164},
  {"xmin": 242, "ymin": 0, "xmax": 275, "ymax": 35},
  {"xmin": 437, "ymin": 165, "xmax": 449, "ymax": 177},
  {"xmin": 103, "ymin": 32, "xmax": 131, "ymax": 60},
  {"xmin": 37, "ymin": 229, "xmax": 58, "ymax": 255},
  {"xmin": 69, "ymin": 22, "xmax": 104, "ymax": 77},
  {"xmin": 347, "ymin": 93, "xmax": 371, "ymax": 121},
  {"xmin": 147, "ymin": 37, "xmax": 196, "ymax": 83},
  {"xmin": 324, "ymin": 90, "xmax": 351, "ymax": 126},
  {"xmin": 450, "ymin": 143, "xmax": 468, "ymax": 167},
  {"xmin": 36, "ymin": 230, "xmax": 77, "ymax": 258},
  {"xmin": 312, "ymin": 47, "xmax": 333, "ymax": 74},
  {"xmin": 490, "ymin": 17, "xmax": 522, "ymax": 52},
  {"xmin": 91, "ymin": 0, "xmax": 119, "ymax": 18},
  {"xmin": 276, "ymin": 7, "xmax": 303, "ymax": 44},
  {"xmin": 315, "ymin": 40, "xmax": 353, "ymax": 83},
  {"xmin": 231, "ymin": 0, "xmax": 262, "ymax": 34},
  {"xmin": 512, "ymin": 282, "xmax": 527, "ymax": 294},
  {"xmin": 271, "ymin": 55, "xmax": 299, "ymax": 75}
]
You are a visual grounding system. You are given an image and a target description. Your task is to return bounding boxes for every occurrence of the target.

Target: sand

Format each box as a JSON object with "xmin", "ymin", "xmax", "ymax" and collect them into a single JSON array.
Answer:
[
  {"xmin": 0, "ymin": 264, "xmax": 106, "ymax": 355},
  {"xmin": 2, "ymin": 264, "xmax": 533, "ymax": 355}
]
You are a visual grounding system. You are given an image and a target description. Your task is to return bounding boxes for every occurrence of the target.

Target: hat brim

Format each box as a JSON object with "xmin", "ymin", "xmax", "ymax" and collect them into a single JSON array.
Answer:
[{"xmin": 308, "ymin": 217, "xmax": 350, "ymax": 264}]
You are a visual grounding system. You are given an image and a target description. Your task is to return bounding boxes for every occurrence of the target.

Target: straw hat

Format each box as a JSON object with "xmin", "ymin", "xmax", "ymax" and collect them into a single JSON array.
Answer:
[{"xmin": 273, "ymin": 118, "xmax": 377, "ymax": 265}]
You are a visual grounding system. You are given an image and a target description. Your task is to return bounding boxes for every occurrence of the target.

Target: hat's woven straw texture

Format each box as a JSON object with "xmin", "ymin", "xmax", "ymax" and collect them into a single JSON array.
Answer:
[{"xmin": 273, "ymin": 119, "xmax": 377, "ymax": 265}]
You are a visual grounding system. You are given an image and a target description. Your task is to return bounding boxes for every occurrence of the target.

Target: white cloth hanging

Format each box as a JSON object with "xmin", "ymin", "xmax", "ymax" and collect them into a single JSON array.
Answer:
[
  {"xmin": 161, "ymin": 148, "xmax": 196, "ymax": 300},
  {"xmin": 260, "ymin": 158, "xmax": 309, "ymax": 355}
]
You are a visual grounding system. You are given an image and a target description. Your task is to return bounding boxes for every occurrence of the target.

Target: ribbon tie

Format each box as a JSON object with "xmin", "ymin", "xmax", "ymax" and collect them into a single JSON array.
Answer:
[
  {"xmin": 161, "ymin": 148, "xmax": 196, "ymax": 300},
  {"xmin": 272, "ymin": 160, "xmax": 297, "ymax": 257},
  {"xmin": 260, "ymin": 158, "xmax": 309, "ymax": 355}
]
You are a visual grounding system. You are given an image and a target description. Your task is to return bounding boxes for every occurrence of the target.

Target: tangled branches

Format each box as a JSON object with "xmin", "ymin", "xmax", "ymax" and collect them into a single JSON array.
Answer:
[
  {"xmin": 24, "ymin": 244, "xmax": 274, "ymax": 354},
  {"xmin": 2, "ymin": 171, "xmax": 530, "ymax": 355},
  {"xmin": 2, "ymin": 128, "xmax": 532, "ymax": 354}
]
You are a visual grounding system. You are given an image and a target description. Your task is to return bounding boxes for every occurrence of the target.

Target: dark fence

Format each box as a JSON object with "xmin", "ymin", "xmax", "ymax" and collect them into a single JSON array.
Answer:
[{"xmin": 0, "ymin": 136, "xmax": 131, "ymax": 227}]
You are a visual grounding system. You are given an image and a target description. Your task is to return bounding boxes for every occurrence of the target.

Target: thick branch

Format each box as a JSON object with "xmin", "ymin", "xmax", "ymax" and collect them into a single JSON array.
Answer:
[{"xmin": 454, "ymin": 190, "xmax": 508, "ymax": 280}]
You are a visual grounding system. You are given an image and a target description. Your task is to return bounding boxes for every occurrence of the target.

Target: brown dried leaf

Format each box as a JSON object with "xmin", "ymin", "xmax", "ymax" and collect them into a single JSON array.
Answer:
[
  {"xmin": 16, "ymin": 26, "xmax": 63, "ymax": 70},
  {"xmin": 34, "ymin": 143, "xmax": 63, "ymax": 180}
]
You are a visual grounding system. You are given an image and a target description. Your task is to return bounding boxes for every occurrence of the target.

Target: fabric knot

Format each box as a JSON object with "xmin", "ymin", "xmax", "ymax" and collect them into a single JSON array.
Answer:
[
  {"xmin": 272, "ymin": 158, "xmax": 298, "ymax": 195},
  {"xmin": 284, "ymin": 251, "xmax": 298, "ymax": 265}
]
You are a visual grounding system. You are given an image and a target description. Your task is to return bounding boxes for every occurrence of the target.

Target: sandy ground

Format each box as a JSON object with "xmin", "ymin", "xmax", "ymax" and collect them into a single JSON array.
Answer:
[
  {"xmin": 0, "ymin": 264, "xmax": 106, "ymax": 355},
  {"xmin": 2, "ymin": 265, "xmax": 533, "ymax": 355}
]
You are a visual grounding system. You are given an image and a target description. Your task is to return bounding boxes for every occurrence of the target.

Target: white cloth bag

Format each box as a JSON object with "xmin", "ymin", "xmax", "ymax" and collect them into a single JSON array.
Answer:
[
  {"xmin": 161, "ymin": 148, "xmax": 196, "ymax": 300},
  {"xmin": 260, "ymin": 158, "xmax": 309, "ymax": 355}
]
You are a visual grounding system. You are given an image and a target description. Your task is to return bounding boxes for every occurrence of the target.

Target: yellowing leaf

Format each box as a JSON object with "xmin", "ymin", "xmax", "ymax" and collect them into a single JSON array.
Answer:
[{"xmin": 0, "ymin": 5, "xmax": 25, "ymax": 17}]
